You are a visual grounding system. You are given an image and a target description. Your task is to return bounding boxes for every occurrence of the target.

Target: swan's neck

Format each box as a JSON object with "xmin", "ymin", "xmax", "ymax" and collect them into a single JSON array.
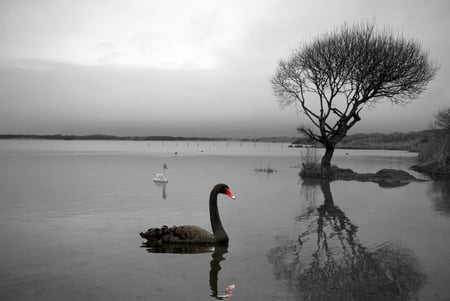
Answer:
[{"xmin": 210, "ymin": 189, "xmax": 229, "ymax": 243}]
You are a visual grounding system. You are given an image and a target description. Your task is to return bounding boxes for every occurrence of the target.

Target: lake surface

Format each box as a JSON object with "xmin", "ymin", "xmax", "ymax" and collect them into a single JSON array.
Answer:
[{"xmin": 1, "ymin": 139, "xmax": 449, "ymax": 300}]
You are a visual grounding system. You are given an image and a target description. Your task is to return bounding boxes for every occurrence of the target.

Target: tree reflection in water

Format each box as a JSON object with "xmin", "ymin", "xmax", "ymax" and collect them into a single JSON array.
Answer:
[
  {"xmin": 428, "ymin": 179, "xmax": 450, "ymax": 216},
  {"xmin": 268, "ymin": 179, "xmax": 426, "ymax": 301}
]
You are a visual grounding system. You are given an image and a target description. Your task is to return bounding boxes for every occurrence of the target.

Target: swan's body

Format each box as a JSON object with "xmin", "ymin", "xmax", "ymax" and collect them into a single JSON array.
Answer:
[{"xmin": 140, "ymin": 183, "xmax": 235, "ymax": 244}]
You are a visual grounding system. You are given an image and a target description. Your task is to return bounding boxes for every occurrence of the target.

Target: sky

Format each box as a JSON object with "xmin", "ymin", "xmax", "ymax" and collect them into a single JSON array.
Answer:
[{"xmin": 0, "ymin": 0, "xmax": 449, "ymax": 138}]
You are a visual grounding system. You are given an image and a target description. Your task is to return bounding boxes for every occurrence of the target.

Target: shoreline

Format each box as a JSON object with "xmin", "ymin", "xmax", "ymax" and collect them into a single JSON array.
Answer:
[
  {"xmin": 0, "ymin": 134, "xmax": 229, "ymax": 142},
  {"xmin": 0, "ymin": 130, "xmax": 433, "ymax": 151}
]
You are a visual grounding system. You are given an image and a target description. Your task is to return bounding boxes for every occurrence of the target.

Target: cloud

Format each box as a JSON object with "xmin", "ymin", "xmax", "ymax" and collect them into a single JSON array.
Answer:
[{"xmin": 0, "ymin": 0, "xmax": 449, "ymax": 137}]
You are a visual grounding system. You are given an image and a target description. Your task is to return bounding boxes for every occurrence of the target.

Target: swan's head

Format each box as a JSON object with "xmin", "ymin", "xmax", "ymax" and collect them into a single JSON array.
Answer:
[{"xmin": 215, "ymin": 183, "xmax": 236, "ymax": 200}]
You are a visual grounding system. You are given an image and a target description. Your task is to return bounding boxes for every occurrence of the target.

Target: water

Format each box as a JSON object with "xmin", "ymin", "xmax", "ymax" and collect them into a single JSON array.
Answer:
[{"xmin": 0, "ymin": 139, "xmax": 449, "ymax": 300}]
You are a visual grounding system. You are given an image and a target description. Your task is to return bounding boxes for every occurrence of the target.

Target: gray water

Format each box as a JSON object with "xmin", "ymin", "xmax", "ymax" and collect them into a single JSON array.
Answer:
[{"xmin": 0, "ymin": 140, "xmax": 449, "ymax": 300}]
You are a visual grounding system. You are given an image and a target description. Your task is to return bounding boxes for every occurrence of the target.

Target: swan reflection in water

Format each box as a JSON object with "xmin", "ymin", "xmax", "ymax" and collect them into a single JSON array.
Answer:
[
  {"xmin": 153, "ymin": 182, "xmax": 167, "ymax": 200},
  {"xmin": 142, "ymin": 243, "xmax": 232, "ymax": 299},
  {"xmin": 268, "ymin": 179, "xmax": 426, "ymax": 301}
]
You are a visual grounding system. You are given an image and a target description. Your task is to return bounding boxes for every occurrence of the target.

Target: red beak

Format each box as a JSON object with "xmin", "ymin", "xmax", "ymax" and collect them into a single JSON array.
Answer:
[{"xmin": 225, "ymin": 188, "xmax": 236, "ymax": 200}]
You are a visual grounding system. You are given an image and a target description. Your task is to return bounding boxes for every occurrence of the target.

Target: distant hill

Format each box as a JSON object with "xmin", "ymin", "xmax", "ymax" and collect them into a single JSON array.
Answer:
[
  {"xmin": 337, "ymin": 131, "xmax": 432, "ymax": 151},
  {"xmin": 292, "ymin": 130, "xmax": 432, "ymax": 151}
]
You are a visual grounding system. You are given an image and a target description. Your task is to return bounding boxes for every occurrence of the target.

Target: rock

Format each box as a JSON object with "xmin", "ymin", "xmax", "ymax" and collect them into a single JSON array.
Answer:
[
  {"xmin": 328, "ymin": 167, "xmax": 425, "ymax": 188},
  {"xmin": 375, "ymin": 169, "xmax": 416, "ymax": 180}
]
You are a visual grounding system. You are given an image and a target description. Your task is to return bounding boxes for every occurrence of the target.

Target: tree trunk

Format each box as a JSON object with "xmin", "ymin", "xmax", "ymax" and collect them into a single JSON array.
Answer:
[
  {"xmin": 319, "ymin": 180, "xmax": 334, "ymax": 208},
  {"xmin": 321, "ymin": 144, "xmax": 335, "ymax": 175}
]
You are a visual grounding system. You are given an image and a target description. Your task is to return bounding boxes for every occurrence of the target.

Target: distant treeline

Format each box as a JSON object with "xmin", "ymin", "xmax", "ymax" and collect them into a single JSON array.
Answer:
[{"xmin": 0, "ymin": 134, "xmax": 227, "ymax": 141}]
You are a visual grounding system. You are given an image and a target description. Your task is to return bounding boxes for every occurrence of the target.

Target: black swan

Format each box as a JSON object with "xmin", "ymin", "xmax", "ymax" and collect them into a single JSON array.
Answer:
[{"xmin": 140, "ymin": 183, "xmax": 236, "ymax": 244}]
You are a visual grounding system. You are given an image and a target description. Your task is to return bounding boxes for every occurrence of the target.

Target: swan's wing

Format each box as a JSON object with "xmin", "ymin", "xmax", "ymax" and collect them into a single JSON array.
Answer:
[
  {"xmin": 162, "ymin": 225, "xmax": 214, "ymax": 243},
  {"xmin": 140, "ymin": 225, "xmax": 214, "ymax": 243}
]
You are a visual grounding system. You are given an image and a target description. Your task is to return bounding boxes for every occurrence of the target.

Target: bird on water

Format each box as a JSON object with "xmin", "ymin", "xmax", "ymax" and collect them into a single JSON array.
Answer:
[{"xmin": 140, "ymin": 183, "xmax": 236, "ymax": 244}]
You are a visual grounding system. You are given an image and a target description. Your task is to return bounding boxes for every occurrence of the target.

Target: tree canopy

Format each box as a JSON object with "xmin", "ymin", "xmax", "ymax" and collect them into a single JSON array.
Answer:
[{"xmin": 272, "ymin": 22, "xmax": 438, "ymax": 173}]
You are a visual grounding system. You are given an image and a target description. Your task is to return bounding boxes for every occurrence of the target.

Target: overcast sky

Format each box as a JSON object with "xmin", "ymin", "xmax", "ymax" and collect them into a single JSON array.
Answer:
[{"xmin": 1, "ymin": 0, "xmax": 449, "ymax": 138}]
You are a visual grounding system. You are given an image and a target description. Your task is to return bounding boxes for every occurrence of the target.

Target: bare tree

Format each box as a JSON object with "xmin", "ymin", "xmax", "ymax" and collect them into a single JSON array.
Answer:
[
  {"xmin": 433, "ymin": 106, "xmax": 450, "ymax": 133},
  {"xmin": 426, "ymin": 106, "xmax": 450, "ymax": 166},
  {"xmin": 271, "ymin": 22, "xmax": 438, "ymax": 174}
]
